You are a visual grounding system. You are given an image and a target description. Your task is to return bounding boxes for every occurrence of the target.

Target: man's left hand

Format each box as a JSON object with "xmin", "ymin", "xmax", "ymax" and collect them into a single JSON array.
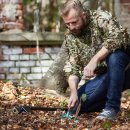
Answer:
[{"xmin": 84, "ymin": 59, "xmax": 97, "ymax": 77}]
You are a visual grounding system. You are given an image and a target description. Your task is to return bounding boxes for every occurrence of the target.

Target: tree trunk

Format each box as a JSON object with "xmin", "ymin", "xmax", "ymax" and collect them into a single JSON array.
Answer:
[
  {"xmin": 109, "ymin": 0, "xmax": 114, "ymax": 16},
  {"xmin": 39, "ymin": 41, "xmax": 69, "ymax": 94}
]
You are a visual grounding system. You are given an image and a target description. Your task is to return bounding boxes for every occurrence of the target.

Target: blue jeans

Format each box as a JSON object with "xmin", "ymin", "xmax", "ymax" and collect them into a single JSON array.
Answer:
[{"xmin": 78, "ymin": 50, "xmax": 130, "ymax": 113}]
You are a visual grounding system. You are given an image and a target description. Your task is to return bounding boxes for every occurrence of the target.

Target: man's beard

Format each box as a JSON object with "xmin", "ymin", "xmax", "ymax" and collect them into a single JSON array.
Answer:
[
  {"xmin": 70, "ymin": 18, "xmax": 87, "ymax": 36},
  {"xmin": 70, "ymin": 29, "xmax": 82, "ymax": 36}
]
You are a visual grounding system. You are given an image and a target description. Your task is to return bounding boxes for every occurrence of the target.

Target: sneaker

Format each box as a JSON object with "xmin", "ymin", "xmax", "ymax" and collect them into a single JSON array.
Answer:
[{"xmin": 96, "ymin": 109, "xmax": 117, "ymax": 120}]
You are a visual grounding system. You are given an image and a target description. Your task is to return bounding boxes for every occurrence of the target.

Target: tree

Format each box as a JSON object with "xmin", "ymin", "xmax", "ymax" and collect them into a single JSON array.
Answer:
[{"xmin": 39, "ymin": 41, "xmax": 69, "ymax": 94}]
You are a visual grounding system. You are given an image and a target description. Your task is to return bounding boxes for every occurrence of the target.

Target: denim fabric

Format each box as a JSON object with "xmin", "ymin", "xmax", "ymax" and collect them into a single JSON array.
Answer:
[{"xmin": 78, "ymin": 50, "xmax": 130, "ymax": 113}]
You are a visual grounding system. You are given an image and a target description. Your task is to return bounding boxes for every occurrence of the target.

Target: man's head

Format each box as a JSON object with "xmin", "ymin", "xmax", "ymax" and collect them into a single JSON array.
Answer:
[{"xmin": 59, "ymin": 0, "xmax": 88, "ymax": 36}]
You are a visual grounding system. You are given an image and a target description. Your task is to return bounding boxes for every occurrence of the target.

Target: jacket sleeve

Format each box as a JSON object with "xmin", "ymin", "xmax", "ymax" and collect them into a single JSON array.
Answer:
[
  {"xmin": 63, "ymin": 35, "xmax": 82, "ymax": 78},
  {"xmin": 97, "ymin": 11, "xmax": 129, "ymax": 52}
]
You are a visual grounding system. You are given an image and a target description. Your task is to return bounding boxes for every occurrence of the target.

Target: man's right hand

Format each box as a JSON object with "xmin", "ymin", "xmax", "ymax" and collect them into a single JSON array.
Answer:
[
  {"xmin": 68, "ymin": 92, "xmax": 78, "ymax": 109},
  {"xmin": 68, "ymin": 75, "xmax": 79, "ymax": 109}
]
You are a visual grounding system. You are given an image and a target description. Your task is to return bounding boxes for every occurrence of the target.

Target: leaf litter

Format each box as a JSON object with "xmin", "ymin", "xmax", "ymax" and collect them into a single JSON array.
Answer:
[{"xmin": 0, "ymin": 81, "xmax": 130, "ymax": 130}]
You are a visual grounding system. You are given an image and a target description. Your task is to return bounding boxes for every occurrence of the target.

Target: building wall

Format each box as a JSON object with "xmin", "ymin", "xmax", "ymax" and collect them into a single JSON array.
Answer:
[
  {"xmin": 0, "ymin": 44, "xmax": 61, "ymax": 84},
  {"xmin": 0, "ymin": 0, "xmax": 24, "ymax": 31}
]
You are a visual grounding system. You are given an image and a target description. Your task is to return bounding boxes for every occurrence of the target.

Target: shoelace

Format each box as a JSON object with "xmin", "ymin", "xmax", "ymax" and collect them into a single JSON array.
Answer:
[
  {"xmin": 102, "ymin": 110, "xmax": 112, "ymax": 116},
  {"xmin": 100, "ymin": 109, "xmax": 115, "ymax": 117}
]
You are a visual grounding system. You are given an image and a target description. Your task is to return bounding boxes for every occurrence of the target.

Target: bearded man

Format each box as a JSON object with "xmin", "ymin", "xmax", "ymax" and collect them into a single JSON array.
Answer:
[{"xmin": 59, "ymin": 0, "xmax": 130, "ymax": 120}]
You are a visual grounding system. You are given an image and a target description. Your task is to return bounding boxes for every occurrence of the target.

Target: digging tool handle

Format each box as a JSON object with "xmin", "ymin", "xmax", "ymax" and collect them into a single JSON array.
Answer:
[
  {"xmin": 31, "ymin": 106, "xmax": 67, "ymax": 111},
  {"xmin": 13, "ymin": 106, "xmax": 67, "ymax": 114}
]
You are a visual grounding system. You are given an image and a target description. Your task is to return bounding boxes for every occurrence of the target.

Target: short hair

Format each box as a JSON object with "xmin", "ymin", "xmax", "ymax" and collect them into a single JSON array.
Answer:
[{"xmin": 59, "ymin": 0, "xmax": 84, "ymax": 17}]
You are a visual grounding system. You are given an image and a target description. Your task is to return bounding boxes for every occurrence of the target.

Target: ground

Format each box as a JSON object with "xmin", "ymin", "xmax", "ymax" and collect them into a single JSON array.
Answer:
[{"xmin": 0, "ymin": 81, "xmax": 130, "ymax": 130}]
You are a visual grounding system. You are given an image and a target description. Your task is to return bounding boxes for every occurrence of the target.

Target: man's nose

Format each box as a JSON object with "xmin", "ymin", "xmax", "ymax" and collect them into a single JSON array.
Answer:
[{"xmin": 68, "ymin": 24, "xmax": 75, "ymax": 31}]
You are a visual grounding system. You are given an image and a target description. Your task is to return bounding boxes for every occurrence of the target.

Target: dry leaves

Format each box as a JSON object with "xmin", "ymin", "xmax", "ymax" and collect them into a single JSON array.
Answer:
[{"xmin": 0, "ymin": 81, "xmax": 130, "ymax": 130}]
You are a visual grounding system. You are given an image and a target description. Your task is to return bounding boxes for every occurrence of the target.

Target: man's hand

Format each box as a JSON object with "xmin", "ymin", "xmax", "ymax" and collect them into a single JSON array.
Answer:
[
  {"xmin": 68, "ymin": 75, "xmax": 79, "ymax": 109},
  {"xmin": 84, "ymin": 59, "xmax": 97, "ymax": 77},
  {"xmin": 68, "ymin": 92, "xmax": 78, "ymax": 109},
  {"xmin": 84, "ymin": 47, "xmax": 109, "ymax": 77}
]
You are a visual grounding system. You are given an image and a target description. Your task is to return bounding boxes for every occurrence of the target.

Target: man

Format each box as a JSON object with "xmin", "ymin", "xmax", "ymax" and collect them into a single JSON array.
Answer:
[{"xmin": 59, "ymin": 0, "xmax": 130, "ymax": 120}]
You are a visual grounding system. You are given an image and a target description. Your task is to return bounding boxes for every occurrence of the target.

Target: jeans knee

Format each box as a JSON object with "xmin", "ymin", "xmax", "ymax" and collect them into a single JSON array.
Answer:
[{"xmin": 107, "ymin": 50, "xmax": 128, "ymax": 67}]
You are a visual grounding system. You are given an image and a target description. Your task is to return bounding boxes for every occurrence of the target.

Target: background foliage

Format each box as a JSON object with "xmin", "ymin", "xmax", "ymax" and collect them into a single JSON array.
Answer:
[{"xmin": 23, "ymin": 0, "xmax": 110, "ymax": 32}]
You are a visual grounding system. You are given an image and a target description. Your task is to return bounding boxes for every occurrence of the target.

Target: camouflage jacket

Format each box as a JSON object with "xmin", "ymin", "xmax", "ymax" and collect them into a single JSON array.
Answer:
[{"xmin": 63, "ymin": 10, "xmax": 130, "ymax": 79}]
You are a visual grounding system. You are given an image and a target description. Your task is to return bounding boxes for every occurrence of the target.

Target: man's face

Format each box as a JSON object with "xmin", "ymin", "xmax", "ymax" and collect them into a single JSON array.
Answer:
[{"xmin": 62, "ymin": 8, "xmax": 86, "ymax": 36}]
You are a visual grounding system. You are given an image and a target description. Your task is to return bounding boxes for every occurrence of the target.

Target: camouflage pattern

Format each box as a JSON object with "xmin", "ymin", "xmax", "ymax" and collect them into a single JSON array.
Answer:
[{"xmin": 63, "ymin": 10, "xmax": 130, "ymax": 79}]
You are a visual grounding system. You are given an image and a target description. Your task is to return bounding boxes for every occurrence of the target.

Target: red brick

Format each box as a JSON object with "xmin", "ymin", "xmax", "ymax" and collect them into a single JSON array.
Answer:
[
  {"xmin": 23, "ymin": 47, "xmax": 44, "ymax": 54},
  {"xmin": 121, "ymin": 0, "xmax": 130, "ymax": 3},
  {"xmin": 0, "ymin": 48, "xmax": 2, "ymax": 54},
  {"xmin": 0, "ymin": 54, "xmax": 3, "ymax": 60},
  {"xmin": 0, "ymin": 68, "xmax": 8, "ymax": 73},
  {"xmin": 127, "ymin": 6, "xmax": 130, "ymax": 11},
  {"xmin": 121, "ymin": 3, "xmax": 130, "ymax": 12}
]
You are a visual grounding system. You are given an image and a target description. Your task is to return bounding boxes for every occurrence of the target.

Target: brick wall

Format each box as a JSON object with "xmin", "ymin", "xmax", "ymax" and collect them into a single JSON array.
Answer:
[
  {"xmin": 116, "ymin": 0, "xmax": 130, "ymax": 33},
  {"xmin": 0, "ymin": 44, "xmax": 60, "ymax": 84},
  {"xmin": 0, "ymin": 0, "xmax": 24, "ymax": 31}
]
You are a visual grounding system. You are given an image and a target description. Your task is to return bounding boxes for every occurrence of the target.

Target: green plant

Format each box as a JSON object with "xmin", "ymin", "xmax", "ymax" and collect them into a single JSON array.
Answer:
[
  {"xmin": 74, "ymin": 93, "xmax": 87, "ymax": 119},
  {"xmin": 81, "ymin": 93, "xmax": 87, "ymax": 102},
  {"xmin": 23, "ymin": 0, "xmax": 34, "ymax": 5},
  {"xmin": 102, "ymin": 121, "xmax": 112, "ymax": 130},
  {"xmin": 127, "ymin": 90, "xmax": 130, "ymax": 96},
  {"xmin": 59, "ymin": 99, "xmax": 68, "ymax": 108}
]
